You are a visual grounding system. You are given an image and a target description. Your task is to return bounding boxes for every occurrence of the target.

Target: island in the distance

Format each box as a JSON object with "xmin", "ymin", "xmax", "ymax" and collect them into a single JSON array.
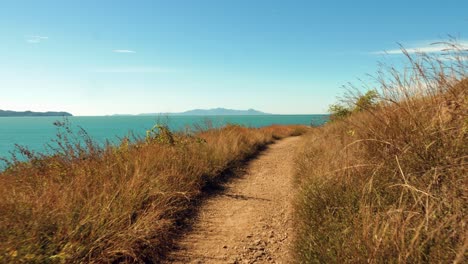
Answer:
[
  {"xmin": 137, "ymin": 108, "xmax": 271, "ymax": 116},
  {"xmin": 109, "ymin": 108, "xmax": 271, "ymax": 116},
  {"xmin": 179, "ymin": 108, "xmax": 271, "ymax": 115},
  {"xmin": 0, "ymin": 109, "xmax": 73, "ymax": 117}
]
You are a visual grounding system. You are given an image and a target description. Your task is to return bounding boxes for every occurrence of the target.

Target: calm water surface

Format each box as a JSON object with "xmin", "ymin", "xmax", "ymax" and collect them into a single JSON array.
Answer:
[{"xmin": 0, "ymin": 115, "xmax": 328, "ymax": 160}]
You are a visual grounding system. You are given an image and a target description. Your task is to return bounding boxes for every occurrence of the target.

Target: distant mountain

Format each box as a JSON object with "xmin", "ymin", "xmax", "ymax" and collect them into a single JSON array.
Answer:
[
  {"xmin": 0, "ymin": 110, "xmax": 73, "ymax": 117},
  {"xmin": 138, "ymin": 108, "xmax": 271, "ymax": 116},
  {"xmin": 178, "ymin": 108, "xmax": 270, "ymax": 116}
]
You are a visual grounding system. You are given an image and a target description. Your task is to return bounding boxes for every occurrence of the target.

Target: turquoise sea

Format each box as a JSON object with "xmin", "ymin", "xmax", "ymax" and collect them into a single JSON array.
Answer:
[{"xmin": 0, "ymin": 115, "xmax": 328, "ymax": 161}]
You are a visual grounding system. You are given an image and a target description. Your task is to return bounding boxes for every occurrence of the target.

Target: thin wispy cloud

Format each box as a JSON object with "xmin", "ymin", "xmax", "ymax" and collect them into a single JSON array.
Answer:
[
  {"xmin": 372, "ymin": 41, "xmax": 468, "ymax": 55},
  {"xmin": 113, "ymin": 49, "xmax": 136, "ymax": 53},
  {"xmin": 93, "ymin": 67, "xmax": 172, "ymax": 73},
  {"xmin": 26, "ymin": 35, "xmax": 48, "ymax": 43},
  {"xmin": 439, "ymin": 55, "xmax": 468, "ymax": 61}
]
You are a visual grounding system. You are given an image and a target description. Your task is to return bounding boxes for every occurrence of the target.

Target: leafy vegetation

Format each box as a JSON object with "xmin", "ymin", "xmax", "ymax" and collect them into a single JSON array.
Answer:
[
  {"xmin": 294, "ymin": 42, "xmax": 467, "ymax": 263},
  {"xmin": 328, "ymin": 90, "xmax": 379, "ymax": 120}
]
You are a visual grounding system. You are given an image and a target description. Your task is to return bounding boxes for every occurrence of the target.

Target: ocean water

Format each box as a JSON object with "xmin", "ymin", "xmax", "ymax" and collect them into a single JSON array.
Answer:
[{"xmin": 0, "ymin": 115, "xmax": 328, "ymax": 160}]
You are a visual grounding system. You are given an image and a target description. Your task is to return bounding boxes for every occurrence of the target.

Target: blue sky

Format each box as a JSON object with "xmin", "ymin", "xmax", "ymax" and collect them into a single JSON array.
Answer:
[{"xmin": 0, "ymin": 0, "xmax": 467, "ymax": 115}]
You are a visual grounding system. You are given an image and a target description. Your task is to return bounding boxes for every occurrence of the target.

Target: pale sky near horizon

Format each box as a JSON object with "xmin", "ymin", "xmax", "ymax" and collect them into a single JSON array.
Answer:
[{"xmin": 0, "ymin": 0, "xmax": 467, "ymax": 116}]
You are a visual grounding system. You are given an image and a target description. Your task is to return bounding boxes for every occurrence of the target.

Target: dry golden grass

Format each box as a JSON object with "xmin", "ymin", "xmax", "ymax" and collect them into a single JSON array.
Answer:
[
  {"xmin": 294, "ymin": 43, "xmax": 467, "ymax": 263},
  {"xmin": 0, "ymin": 123, "xmax": 306, "ymax": 263}
]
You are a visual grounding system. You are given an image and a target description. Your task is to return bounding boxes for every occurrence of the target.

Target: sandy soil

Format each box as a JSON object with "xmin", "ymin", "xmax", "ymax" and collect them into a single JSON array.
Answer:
[{"xmin": 165, "ymin": 136, "xmax": 301, "ymax": 264}]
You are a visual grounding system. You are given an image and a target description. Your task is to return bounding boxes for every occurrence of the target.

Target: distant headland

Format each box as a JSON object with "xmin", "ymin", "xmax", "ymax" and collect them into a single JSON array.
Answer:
[
  {"xmin": 115, "ymin": 108, "xmax": 272, "ymax": 116},
  {"xmin": 0, "ymin": 110, "xmax": 73, "ymax": 117}
]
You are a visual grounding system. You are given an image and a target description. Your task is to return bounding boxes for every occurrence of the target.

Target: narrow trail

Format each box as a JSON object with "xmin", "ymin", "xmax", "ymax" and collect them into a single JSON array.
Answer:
[{"xmin": 165, "ymin": 136, "xmax": 301, "ymax": 264}]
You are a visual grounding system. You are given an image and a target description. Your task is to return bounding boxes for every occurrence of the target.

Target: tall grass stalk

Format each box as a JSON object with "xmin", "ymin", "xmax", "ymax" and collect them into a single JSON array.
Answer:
[{"xmin": 294, "ymin": 41, "xmax": 467, "ymax": 263}]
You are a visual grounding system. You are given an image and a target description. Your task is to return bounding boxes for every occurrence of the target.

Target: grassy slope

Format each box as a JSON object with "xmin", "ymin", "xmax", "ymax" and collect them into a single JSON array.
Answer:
[
  {"xmin": 0, "ymin": 124, "xmax": 306, "ymax": 263},
  {"xmin": 293, "ymin": 50, "xmax": 467, "ymax": 262}
]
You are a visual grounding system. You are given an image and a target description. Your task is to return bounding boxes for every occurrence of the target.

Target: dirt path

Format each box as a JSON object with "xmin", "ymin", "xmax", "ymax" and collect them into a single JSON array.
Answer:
[{"xmin": 165, "ymin": 136, "xmax": 301, "ymax": 264}]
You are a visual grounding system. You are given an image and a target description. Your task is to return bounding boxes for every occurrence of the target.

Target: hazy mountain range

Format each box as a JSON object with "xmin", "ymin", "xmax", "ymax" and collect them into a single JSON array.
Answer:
[
  {"xmin": 116, "ymin": 108, "xmax": 271, "ymax": 116},
  {"xmin": 0, "ymin": 108, "xmax": 269, "ymax": 117},
  {"xmin": 0, "ymin": 110, "xmax": 73, "ymax": 117}
]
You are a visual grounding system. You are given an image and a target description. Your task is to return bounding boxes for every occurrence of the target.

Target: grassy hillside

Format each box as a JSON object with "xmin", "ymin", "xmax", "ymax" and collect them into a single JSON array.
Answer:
[
  {"xmin": 293, "ymin": 44, "xmax": 467, "ymax": 263},
  {"xmin": 0, "ymin": 123, "xmax": 306, "ymax": 263}
]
